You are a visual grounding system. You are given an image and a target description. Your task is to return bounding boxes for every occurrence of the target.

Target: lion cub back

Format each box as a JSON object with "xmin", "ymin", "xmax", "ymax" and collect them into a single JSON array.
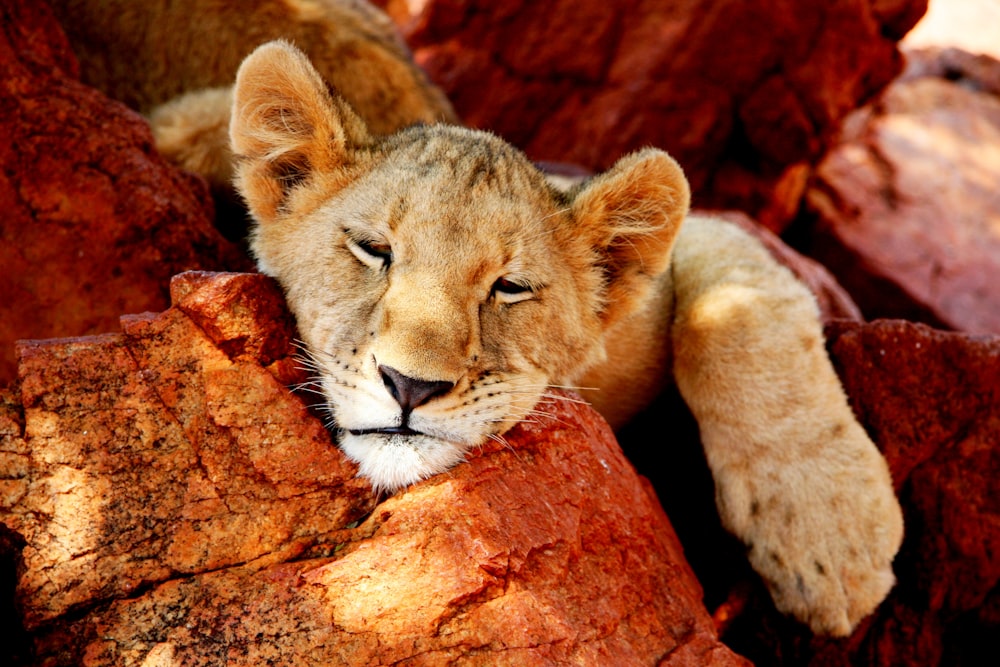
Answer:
[{"xmin": 49, "ymin": 0, "xmax": 457, "ymax": 197}]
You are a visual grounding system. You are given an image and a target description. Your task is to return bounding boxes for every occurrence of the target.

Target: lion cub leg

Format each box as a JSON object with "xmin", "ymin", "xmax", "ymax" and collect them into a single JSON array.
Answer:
[{"xmin": 669, "ymin": 216, "xmax": 903, "ymax": 636}]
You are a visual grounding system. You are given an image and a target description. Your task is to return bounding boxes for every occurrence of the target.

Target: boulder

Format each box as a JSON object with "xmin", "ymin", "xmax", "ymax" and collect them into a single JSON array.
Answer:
[
  {"xmin": 373, "ymin": 0, "xmax": 926, "ymax": 230},
  {"xmin": 0, "ymin": 0, "xmax": 251, "ymax": 387},
  {"xmin": 3, "ymin": 274, "xmax": 996, "ymax": 667},
  {"xmin": 801, "ymin": 47, "xmax": 1000, "ymax": 334},
  {"xmin": 1, "ymin": 272, "xmax": 746, "ymax": 666}
]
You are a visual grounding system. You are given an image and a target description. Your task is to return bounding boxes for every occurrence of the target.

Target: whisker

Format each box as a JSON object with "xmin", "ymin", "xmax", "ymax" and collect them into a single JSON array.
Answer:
[
  {"xmin": 486, "ymin": 432, "xmax": 522, "ymax": 462},
  {"xmin": 543, "ymin": 384, "xmax": 599, "ymax": 395},
  {"xmin": 290, "ymin": 384, "xmax": 330, "ymax": 398},
  {"xmin": 539, "ymin": 206, "xmax": 571, "ymax": 223}
]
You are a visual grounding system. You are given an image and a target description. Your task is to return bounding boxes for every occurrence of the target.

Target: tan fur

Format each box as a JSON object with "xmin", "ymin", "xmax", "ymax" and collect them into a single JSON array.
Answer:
[
  {"xmin": 48, "ymin": 0, "xmax": 456, "ymax": 192},
  {"xmin": 229, "ymin": 41, "xmax": 903, "ymax": 638}
]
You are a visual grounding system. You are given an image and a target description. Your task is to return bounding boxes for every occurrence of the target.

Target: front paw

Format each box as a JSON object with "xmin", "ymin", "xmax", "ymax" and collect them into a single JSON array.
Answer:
[{"xmin": 715, "ymin": 428, "xmax": 904, "ymax": 636}]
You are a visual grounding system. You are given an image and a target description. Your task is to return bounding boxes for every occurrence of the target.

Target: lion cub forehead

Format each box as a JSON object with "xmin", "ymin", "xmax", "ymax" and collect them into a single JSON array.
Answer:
[
  {"xmin": 375, "ymin": 125, "xmax": 559, "ymax": 203},
  {"xmin": 338, "ymin": 127, "xmax": 567, "ymax": 244}
]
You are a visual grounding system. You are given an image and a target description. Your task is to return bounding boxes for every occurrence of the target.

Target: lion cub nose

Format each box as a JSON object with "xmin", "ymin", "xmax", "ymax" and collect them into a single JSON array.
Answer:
[{"xmin": 379, "ymin": 365, "xmax": 454, "ymax": 412}]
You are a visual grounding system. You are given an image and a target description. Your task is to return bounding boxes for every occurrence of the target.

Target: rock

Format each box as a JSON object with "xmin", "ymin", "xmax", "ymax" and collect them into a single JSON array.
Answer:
[
  {"xmin": 0, "ymin": 0, "xmax": 250, "ymax": 387},
  {"xmin": 2, "ymin": 272, "xmax": 746, "ymax": 666},
  {"xmin": 801, "ymin": 47, "xmax": 1000, "ymax": 334},
  {"xmin": 372, "ymin": 0, "xmax": 925, "ymax": 231},
  {"xmin": 7, "ymin": 273, "xmax": 374, "ymax": 631},
  {"xmin": 712, "ymin": 319, "xmax": 1000, "ymax": 666}
]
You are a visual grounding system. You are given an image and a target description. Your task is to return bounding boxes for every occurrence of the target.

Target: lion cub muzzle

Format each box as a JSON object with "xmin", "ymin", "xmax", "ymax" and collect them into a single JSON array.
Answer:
[{"xmin": 348, "ymin": 365, "xmax": 454, "ymax": 436}]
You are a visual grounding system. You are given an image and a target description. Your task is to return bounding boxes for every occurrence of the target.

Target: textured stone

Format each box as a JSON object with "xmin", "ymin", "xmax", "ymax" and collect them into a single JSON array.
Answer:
[
  {"xmin": 0, "ymin": 0, "xmax": 250, "ymax": 386},
  {"xmin": 802, "ymin": 47, "xmax": 1000, "ymax": 334},
  {"xmin": 374, "ymin": 0, "xmax": 925, "ymax": 230},
  {"xmin": 5, "ymin": 273, "xmax": 373, "ymax": 630},
  {"xmin": 3, "ymin": 272, "xmax": 745, "ymax": 667}
]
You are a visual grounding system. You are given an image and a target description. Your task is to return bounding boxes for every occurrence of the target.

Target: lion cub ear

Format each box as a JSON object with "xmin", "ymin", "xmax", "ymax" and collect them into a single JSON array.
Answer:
[
  {"xmin": 571, "ymin": 149, "xmax": 690, "ymax": 326},
  {"xmin": 230, "ymin": 40, "xmax": 371, "ymax": 223}
]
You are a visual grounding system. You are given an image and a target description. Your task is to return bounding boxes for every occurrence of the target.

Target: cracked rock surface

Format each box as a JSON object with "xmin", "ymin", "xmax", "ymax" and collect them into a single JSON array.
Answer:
[
  {"xmin": 1, "ymin": 272, "xmax": 746, "ymax": 666},
  {"xmin": 0, "ymin": 0, "xmax": 251, "ymax": 386},
  {"xmin": 4, "ymin": 273, "xmax": 375, "ymax": 632},
  {"xmin": 372, "ymin": 0, "xmax": 924, "ymax": 230}
]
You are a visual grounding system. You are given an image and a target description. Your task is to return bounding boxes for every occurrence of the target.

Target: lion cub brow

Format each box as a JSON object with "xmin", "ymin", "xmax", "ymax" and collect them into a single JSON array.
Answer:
[{"xmin": 377, "ymin": 126, "xmax": 559, "ymax": 201}]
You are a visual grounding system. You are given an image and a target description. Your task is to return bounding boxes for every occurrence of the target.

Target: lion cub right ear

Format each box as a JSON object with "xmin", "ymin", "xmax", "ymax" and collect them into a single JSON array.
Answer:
[
  {"xmin": 230, "ymin": 40, "xmax": 371, "ymax": 223},
  {"xmin": 570, "ymin": 149, "xmax": 690, "ymax": 327}
]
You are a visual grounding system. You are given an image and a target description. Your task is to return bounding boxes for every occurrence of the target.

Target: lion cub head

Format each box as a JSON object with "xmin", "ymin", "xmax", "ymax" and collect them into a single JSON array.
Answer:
[{"xmin": 230, "ymin": 41, "xmax": 689, "ymax": 491}]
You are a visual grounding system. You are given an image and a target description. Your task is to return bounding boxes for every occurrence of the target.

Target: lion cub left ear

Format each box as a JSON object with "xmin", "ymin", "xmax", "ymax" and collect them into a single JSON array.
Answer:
[
  {"xmin": 230, "ymin": 40, "xmax": 371, "ymax": 223},
  {"xmin": 571, "ymin": 149, "xmax": 690, "ymax": 326}
]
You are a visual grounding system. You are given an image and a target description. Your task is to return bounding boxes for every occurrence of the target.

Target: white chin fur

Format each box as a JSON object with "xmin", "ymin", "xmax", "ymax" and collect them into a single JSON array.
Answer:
[{"xmin": 339, "ymin": 432, "xmax": 471, "ymax": 493}]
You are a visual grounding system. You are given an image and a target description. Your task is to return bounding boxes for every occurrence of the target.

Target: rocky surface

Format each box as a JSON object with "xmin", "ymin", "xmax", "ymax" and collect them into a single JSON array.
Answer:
[
  {"xmin": 373, "ymin": 0, "xmax": 925, "ymax": 231},
  {"xmin": 825, "ymin": 320, "xmax": 998, "ymax": 666},
  {"xmin": 800, "ymin": 47, "xmax": 1000, "ymax": 334},
  {"xmin": 1, "ymin": 272, "xmax": 745, "ymax": 667},
  {"xmin": 0, "ymin": 0, "xmax": 251, "ymax": 386},
  {"xmin": 5, "ymin": 282, "xmax": 997, "ymax": 667}
]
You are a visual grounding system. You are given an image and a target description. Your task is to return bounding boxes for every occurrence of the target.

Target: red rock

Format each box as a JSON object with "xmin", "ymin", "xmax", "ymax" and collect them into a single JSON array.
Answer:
[
  {"xmin": 0, "ymin": 0, "xmax": 250, "ymax": 386},
  {"xmin": 802, "ymin": 47, "xmax": 1000, "ymax": 334},
  {"xmin": 169, "ymin": 271, "xmax": 299, "ymax": 369},
  {"xmin": 6, "ymin": 274, "xmax": 373, "ymax": 630},
  {"xmin": 2, "ymin": 272, "xmax": 746, "ymax": 666},
  {"xmin": 374, "ymin": 0, "xmax": 925, "ymax": 231}
]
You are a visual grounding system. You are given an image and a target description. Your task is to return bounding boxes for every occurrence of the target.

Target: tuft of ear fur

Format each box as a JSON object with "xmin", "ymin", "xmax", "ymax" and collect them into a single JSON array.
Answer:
[
  {"xmin": 230, "ymin": 40, "xmax": 371, "ymax": 222},
  {"xmin": 571, "ymin": 149, "xmax": 690, "ymax": 326}
]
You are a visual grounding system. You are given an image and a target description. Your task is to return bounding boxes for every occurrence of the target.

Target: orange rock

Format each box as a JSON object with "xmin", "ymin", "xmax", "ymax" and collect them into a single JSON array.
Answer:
[
  {"xmin": 2, "ymin": 271, "xmax": 745, "ymax": 666},
  {"xmin": 6, "ymin": 273, "xmax": 373, "ymax": 631}
]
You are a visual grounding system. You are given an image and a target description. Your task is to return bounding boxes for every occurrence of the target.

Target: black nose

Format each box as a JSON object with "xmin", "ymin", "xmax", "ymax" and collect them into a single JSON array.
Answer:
[{"xmin": 379, "ymin": 365, "xmax": 454, "ymax": 413}]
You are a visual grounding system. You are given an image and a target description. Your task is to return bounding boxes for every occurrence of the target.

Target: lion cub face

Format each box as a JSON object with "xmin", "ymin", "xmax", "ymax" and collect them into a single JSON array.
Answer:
[{"xmin": 231, "ymin": 41, "xmax": 689, "ymax": 491}]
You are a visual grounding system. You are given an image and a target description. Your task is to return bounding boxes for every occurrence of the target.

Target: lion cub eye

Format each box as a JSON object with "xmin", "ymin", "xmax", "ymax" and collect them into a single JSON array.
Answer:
[
  {"xmin": 491, "ymin": 276, "xmax": 534, "ymax": 304},
  {"xmin": 346, "ymin": 235, "xmax": 392, "ymax": 269}
]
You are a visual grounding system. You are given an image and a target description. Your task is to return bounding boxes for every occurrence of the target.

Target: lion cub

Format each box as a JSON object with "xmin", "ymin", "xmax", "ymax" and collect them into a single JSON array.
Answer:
[{"xmin": 230, "ymin": 41, "xmax": 903, "ymax": 637}]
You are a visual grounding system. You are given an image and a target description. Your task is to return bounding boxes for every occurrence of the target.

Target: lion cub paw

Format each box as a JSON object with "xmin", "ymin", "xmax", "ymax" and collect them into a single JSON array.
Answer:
[{"xmin": 717, "ymin": 429, "xmax": 904, "ymax": 636}]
